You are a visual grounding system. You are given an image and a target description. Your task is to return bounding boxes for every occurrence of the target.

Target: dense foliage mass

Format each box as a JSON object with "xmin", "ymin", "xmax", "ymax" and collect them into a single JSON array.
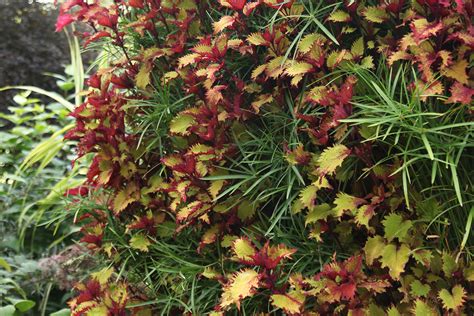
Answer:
[{"xmin": 56, "ymin": 0, "xmax": 472, "ymax": 315}]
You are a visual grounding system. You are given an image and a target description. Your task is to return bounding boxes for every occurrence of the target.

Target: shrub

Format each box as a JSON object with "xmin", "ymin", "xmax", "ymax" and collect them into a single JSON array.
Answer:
[
  {"xmin": 56, "ymin": 0, "xmax": 473, "ymax": 315},
  {"xmin": 0, "ymin": 0, "xmax": 70, "ymax": 111}
]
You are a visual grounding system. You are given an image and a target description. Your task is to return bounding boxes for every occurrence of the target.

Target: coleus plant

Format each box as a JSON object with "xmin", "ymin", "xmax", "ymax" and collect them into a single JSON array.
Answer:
[{"xmin": 55, "ymin": 0, "xmax": 472, "ymax": 314}]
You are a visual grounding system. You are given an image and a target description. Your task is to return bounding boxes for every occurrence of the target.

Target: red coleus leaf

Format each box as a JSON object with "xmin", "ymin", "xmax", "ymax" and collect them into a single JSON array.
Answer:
[
  {"xmin": 128, "ymin": 0, "xmax": 144, "ymax": 9},
  {"xmin": 446, "ymin": 82, "xmax": 474, "ymax": 105},
  {"xmin": 83, "ymin": 31, "xmax": 111, "ymax": 48},
  {"xmin": 232, "ymin": 238, "xmax": 296, "ymax": 270},
  {"xmin": 56, "ymin": 13, "xmax": 75, "ymax": 32},
  {"xmin": 219, "ymin": 0, "xmax": 246, "ymax": 11},
  {"xmin": 315, "ymin": 255, "xmax": 365, "ymax": 302}
]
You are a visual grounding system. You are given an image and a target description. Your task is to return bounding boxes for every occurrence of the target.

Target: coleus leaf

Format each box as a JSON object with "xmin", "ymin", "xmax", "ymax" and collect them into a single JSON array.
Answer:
[
  {"xmin": 305, "ymin": 203, "xmax": 333, "ymax": 226},
  {"xmin": 129, "ymin": 233, "xmax": 151, "ymax": 252},
  {"xmin": 333, "ymin": 193, "xmax": 365, "ymax": 217},
  {"xmin": 364, "ymin": 235, "xmax": 385, "ymax": 265},
  {"xmin": 350, "ymin": 37, "xmax": 364, "ymax": 58},
  {"xmin": 285, "ymin": 144, "xmax": 310, "ymax": 165},
  {"xmin": 412, "ymin": 300, "xmax": 439, "ymax": 316},
  {"xmin": 442, "ymin": 60, "xmax": 469, "ymax": 85},
  {"xmin": 237, "ymin": 200, "xmax": 257, "ymax": 221},
  {"xmin": 316, "ymin": 144, "xmax": 351, "ymax": 176},
  {"xmin": 247, "ymin": 33, "xmax": 267, "ymax": 46},
  {"xmin": 285, "ymin": 61, "xmax": 313, "ymax": 77},
  {"xmin": 55, "ymin": 13, "xmax": 74, "ymax": 32},
  {"xmin": 380, "ymin": 243, "xmax": 411, "ymax": 279},
  {"xmin": 363, "ymin": 6, "xmax": 389, "ymax": 23},
  {"xmin": 220, "ymin": 269, "xmax": 260, "ymax": 310},
  {"xmin": 442, "ymin": 251, "xmax": 457, "ymax": 276},
  {"xmin": 410, "ymin": 280, "xmax": 431, "ymax": 298},
  {"xmin": 298, "ymin": 177, "xmax": 331, "ymax": 209},
  {"xmin": 270, "ymin": 290, "xmax": 305, "ymax": 314},
  {"xmin": 135, "ymin": 64, "xmax": 152, "ymax": 90},
  {"xmin": 218, "ymin": 0, "xmax": 246, "ymax": 10},
  {"xmin": 438, "ymin": 285, "xmax": 466, "ymax": 311},
  {"xmin": 178, "ymin": 53, "xmax": 200, "ymax": 68},
  {"xmin": 232, "ymin": 237, "xmax": 256, "ymax": 261},
  {"xmin": 213, "ymin": 16, "xmax": 236, "ymax": 34},
  {"xmin": 382, "ymin": 213, "xmax": 412, "ymax": 242},
  {"xmin": 446, "ymin": 82, "xmax": 474, "ymax": 105},
  {"xmin": 169, "ymin": 113, "xmax": 195, "ymax": 135},
  {"xmin": 328, "ymin": 10, "xmax": 350, "ymax": 22}
]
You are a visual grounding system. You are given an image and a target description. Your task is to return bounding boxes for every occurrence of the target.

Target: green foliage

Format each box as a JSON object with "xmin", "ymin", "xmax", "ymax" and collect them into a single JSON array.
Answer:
[{"xmin": 0, "ymin": 67, "xmax": 88, "ymax": 315}]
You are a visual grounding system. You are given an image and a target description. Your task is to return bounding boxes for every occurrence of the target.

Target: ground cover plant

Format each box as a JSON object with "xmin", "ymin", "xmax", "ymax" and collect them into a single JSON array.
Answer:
[{"xmin": 55, "ymin": 0, "xmax": 472, "ymax": 314}]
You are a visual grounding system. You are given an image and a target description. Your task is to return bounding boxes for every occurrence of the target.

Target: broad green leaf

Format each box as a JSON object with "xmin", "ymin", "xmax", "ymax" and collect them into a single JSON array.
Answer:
[
  {"xmin": 91, "ymin": 267, "xmax": 113, "ymax": 285},
  {"xmin": 50, "ymin": 308, "xmax": 71, "ymax": 316},
  {"xmin": 0, "ymin": 257, "xmax": 12, "ymax": 272},
  {"xmin": 386, "ymin": 306, "xmax": 401, "ymax": 316},
  {"xmin": 0, "ymin": 305, "xmax": 15, "ymax": 316},
  {"xmin": 237, "ymin": 200, "xmax": 257, "ymax": 221},
  {"xmin": 7, "ymin": 298, "xmax": 35, "ymax": 312},
  {"xmin": 298, "ymin": 33, "xmax": 324, "ymax": 54},
  {"xmin": 247, "ymin": 33, "xmax": 266, "ymax": 46}
]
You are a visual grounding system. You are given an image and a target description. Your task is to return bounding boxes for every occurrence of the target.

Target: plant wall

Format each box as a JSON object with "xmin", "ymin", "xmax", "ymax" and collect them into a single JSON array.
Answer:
[{"xmin": 56, "ymin": 0, "xmax": 473, "ymax": 315}]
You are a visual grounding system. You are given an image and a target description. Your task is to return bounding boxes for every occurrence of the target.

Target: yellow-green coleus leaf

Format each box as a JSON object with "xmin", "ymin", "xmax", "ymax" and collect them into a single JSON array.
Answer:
[
  {"xmin": 135, "ymin": 64, "xmax": 152, "ymax": 90},
  {"xmin": 328, "ymin": 10, "xmax": 350, "ymax": 22},
  {"xmin": 411, "ymin": 300, "xmax": 439, "ymax": 316},
  {"xmin": 317, "ymin": 144, "xmax": 351, "ymax": 176},
  {"xmin": 438, "ymin": 285, "xmax": 466, "ymax": 311},
  {"xmin": 305, "ymin": 203, "xmax": 333, "ymax": 226},
  {"xmin": 220, "ymin": 269, "xmax": 260, "ymax": 310},
  {"xmin": 285, "ymin": 61, "xmax": 313, "ymax": 77},
  {"xmin": 232, "ymin": 237, "xmax": 256, "ymax": 261},
  {"xmin": 381, "ymin": 243, "xmax": 411, "ymax": 279},
  {"xmin": 363, "ymin": 6, "xmax": 389, "ymax": 23},
  {"xmin": 333, "ymin": 193, "xmax": 365, "ymax": 217},
  {"xmin": 442, "ymin": 251, "xmax": 457, "ymax": 276},
  {"xmin": 270, "ymin": 290, "xmax": 305, "ymax": 314},
  {"xmin": 410, "ymin": 280, "xmax": 431, "ymax": 298},
  {"xmin": 364, "ymin": 235, "xmax": 385, "ymax": 265},
  {"xmin": 129, "ymin": 233, "xmax": 151, "ymax": 252},
  {"xmin": 169, "ymin": 113, "xmax": 195, "ymax": 135},
  {"xmin": 382, "ymin": 213, "xmax": 412, "ymax": 242}
]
